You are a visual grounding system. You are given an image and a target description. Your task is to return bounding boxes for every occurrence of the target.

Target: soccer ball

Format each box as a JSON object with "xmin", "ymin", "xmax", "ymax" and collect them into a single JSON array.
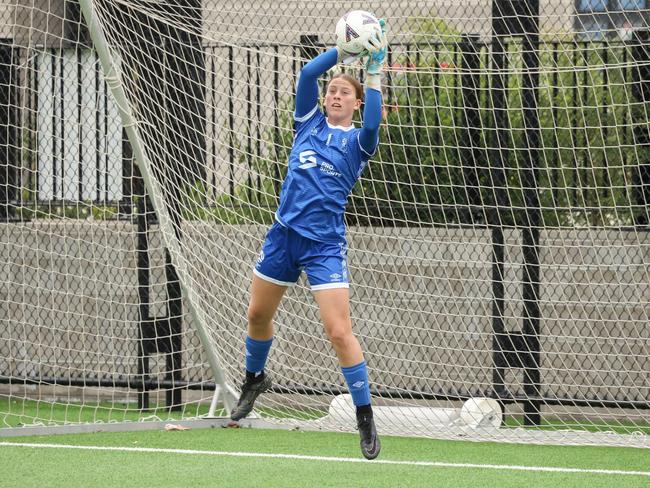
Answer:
[{"xmin": 335, "ymin": 10, "xmax": 381, "ymax": 58}]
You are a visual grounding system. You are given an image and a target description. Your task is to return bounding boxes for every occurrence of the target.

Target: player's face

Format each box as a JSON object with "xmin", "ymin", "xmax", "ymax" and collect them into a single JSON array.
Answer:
[{"xmin": 324, "ymin": 79, "xmax": 362, "ymax": 126}]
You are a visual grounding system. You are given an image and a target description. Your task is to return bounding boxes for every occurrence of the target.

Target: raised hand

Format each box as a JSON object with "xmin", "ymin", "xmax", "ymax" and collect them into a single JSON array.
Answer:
[{"xmin": 365, "ymin": 19, "xmax": 387, "ymax": 75}]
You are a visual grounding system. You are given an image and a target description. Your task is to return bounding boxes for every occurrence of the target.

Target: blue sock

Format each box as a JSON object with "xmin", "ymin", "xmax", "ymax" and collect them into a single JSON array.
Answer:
[
  {"xmin": 341, "ymin": 361, "xmax": 371, "ymax": 407},
  {"xmin": 245, "ymin": 336, "xmax": 273, "ymax": 375}
]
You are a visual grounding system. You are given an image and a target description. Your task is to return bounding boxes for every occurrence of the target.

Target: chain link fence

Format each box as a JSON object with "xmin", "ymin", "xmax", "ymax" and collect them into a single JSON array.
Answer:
[{"xmin": 0, "ymin": 1, "xmax": 648, "ymax": 434}]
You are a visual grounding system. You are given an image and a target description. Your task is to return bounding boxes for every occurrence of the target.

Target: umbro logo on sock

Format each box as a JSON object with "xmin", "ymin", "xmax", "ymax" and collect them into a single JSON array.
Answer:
[{"xmin": 352, "ymin": 381, "xmax": 365, "ymax": 389}]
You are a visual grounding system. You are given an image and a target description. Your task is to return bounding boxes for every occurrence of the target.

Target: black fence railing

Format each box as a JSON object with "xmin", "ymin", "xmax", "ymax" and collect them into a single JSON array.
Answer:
[{"xmin": 1, "ymin": 38, "xmax": 649, "ymax": 227}]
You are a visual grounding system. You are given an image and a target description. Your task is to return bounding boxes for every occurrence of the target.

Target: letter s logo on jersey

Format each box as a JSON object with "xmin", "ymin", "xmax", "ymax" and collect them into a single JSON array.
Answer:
[{"xmin": 298, "ymin": 150, "xmax": 318, "ymax": 169}]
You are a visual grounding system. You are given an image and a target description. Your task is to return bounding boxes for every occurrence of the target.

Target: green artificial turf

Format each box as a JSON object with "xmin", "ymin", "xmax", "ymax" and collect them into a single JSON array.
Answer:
[{"xmin": 2, "ymin": 426, "xmax": 648, "ymax": 488}]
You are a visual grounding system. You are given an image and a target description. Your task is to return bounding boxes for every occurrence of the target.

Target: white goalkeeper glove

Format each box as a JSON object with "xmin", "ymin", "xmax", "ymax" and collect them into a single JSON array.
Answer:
[{"xmin": 365, "ymin": 19, "xmax": 387, "ymax": 91}]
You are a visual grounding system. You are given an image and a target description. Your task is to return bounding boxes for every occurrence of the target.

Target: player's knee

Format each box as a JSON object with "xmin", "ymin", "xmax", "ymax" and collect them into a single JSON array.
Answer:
[
  {"xmin": 326, "ymin": 324, "xmax": 354, "ymax": 350},
  {"xmin": 247, "ymin": 305, "xmax": 272, "ymax": 331}
]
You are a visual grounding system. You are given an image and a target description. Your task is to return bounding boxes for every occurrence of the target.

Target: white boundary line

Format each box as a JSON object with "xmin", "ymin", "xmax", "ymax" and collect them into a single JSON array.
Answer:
[{"xmin": 1, "ymin": 442, "xmax": 649, "ymax": 477}]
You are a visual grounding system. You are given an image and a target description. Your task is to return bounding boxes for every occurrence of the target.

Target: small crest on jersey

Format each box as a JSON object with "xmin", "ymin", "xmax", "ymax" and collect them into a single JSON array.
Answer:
[
  {"xmin": 345, "ymin": 24, "xmax": 359, "ymax": 42},
  {"xmin": 357, "ymin": 160, "xmax": 368, "ymax": 178}
]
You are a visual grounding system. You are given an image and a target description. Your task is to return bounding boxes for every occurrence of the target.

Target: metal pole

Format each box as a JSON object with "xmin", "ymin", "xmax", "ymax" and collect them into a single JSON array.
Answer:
[
  {"xmin": 460, "ymin": 34, "xmax": 482, "ymax": 223},
  {"xmin": 520, "ymin": 1, "xmax": 542, "ymax": 425},
  {"xmin": 489, "ymin": 28, "xmax": 509, "ymax": 405},
  {"xmin": 0, "ymin": 39, "xmax": 17, "ymax": 221},
  {"xmin": 136, "ymin": 173, "xmax": 151, "ymax": 411},
  {"xmin": 631, "ymin": 30, "xmax": 650, "ymax": 226}
]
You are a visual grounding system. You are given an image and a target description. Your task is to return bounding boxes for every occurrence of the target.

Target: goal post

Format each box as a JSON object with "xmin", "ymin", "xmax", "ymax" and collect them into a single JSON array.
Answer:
[
  {"xmin": 0, "ymin": 0, "xmax": 648, "ymax": 448},
  {"xmin": 75, "ymin": 0, "xmax": 237, "ymax": 413}
]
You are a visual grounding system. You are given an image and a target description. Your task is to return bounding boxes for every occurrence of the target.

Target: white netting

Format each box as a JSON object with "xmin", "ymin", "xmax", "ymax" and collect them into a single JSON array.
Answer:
[{"xmin": 0, "ymin": 0, "xmax": 648, "ymax": 447}]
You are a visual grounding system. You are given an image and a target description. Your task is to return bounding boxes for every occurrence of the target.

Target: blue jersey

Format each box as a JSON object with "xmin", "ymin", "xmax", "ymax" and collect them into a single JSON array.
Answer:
[
  {"xmin": 274, "ymin": 47, "xmax": 382, "ymax": 243},
  {"xmin": 275, "ymin": 107, "xmax": 376, "ymax": 243}
]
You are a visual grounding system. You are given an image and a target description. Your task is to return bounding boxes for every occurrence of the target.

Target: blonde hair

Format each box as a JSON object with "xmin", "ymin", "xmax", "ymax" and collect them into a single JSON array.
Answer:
[{"xmin": 327, "ymin": 73, "xmax": 363, "ymax": 101}]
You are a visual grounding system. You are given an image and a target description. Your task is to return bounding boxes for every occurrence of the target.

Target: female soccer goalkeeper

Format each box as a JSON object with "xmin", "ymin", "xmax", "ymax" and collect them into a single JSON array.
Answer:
[{"xmin": 230, "ymin": 22, "xmax": 387, "ymax": 460}]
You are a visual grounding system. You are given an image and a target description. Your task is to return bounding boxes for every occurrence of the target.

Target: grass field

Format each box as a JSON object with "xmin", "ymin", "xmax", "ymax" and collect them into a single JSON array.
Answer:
[{"xmin": 2, "ymin": 426, "xmax": 649, "ymax": 488}]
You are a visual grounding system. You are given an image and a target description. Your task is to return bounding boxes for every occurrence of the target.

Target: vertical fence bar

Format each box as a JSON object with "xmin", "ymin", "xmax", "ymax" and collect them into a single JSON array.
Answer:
[
  {"xmin": 0, "ymin": 39, "xmax": 18, "ymax": 220},
  {"xmin": 59, "ymin": 52, "xmax": 65, "ymax": 203},
  {"xmin": 571, "ymin": 43, "xmax": 579, "ymax": 208},
  {"xmin": 581, "ymin": 44, "xmax": 589, "ymax": 211},
  {"xmin": 551, "ymin": 44, "xmax": 559, "ymax": 208},
  {"xmin": 246, "ymin": 49, "xmax": 252, "ymax": 202},
  {"xmin": 520, "ymin": 3, "xmax": 541, "ymax": 425},
  {"xmin": 27, "ymin": 49, "xmax": 35, "ymax": 209},
  {"xmin": 601, "ymin": 44, "xmax": 610, "ymax": 200},
  {"xmin": 460, "ymin": 34, "xmax": 482, "ymax": 223},
  {"xmin": 165, "ymin": 248, "xmax": 183, "ymax": 411},
  {"xmin": 630, "ymin": 29, "xmax": 650, "ymax": 226},
  {"xmin": 94, "ymin": 50, "xmax": 100, "ymax": 202},
  {"xmin": 491, "ymin": 0, "xmax": 542, "ymax": 426},
  {"xmin": 489, "ymin": 22, "xmax": 509, "ymax": 406},
  {"xmin": 51, "ymin": 51, "xmax": 58, "ymax": 201},
  {"xmin": 210, "ymin": 51, "xmax": 216, "ymax": 196},
  {"xmin": 273, "ymin": 45, "xmax": 281, "ymax": 200},
  {"xmin": 77, "ymin": 48, "xmax": 84, "ymax": 202},
  {"xmin": 33, "ymin": 50, "xmax": 39, "ymax": 205},
  {"xmin": 228, "ymin": 46, "xmax": 235, "ymax": 198},
  {"xmin": 136, "ymin": 173, "xmax": 151, "ymax": 411},
  {"xmin": 256, "ymin": 50, "xmax": 261, "ymax": 196}
]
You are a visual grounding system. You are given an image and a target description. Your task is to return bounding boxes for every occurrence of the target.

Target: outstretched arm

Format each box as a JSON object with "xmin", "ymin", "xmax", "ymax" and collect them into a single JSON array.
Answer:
[
  {"xmin": 294, "ymin": 48, "xmax": 338, "ymax": 120},
  {"xmin": 359, "ymin": 88, "xmax": 382, "ymax": 155},
  {"xmin": 359, "ymin": 20, "xmax": 388, "ymax": 155}
]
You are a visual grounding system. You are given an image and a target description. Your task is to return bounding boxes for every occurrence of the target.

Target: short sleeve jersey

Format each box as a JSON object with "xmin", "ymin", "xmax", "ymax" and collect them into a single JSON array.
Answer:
[{"xmin": 275, "ymin": 107, "xmax": 377, "ymax": 243}]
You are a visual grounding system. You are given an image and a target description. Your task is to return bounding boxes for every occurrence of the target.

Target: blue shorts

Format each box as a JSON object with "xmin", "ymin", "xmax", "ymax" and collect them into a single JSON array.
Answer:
[{"xmin": 254, "ymin": 221, "xmax": 349, "ymax": 290}]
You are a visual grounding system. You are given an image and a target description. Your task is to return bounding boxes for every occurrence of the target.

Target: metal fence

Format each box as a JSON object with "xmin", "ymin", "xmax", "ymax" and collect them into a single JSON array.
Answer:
[
  {"xmin": 0, "ymin": 3, "xmax": 649, "ymax": 422},
  {"xmin": 1, "ymin": 37, "xmax": 649, "ymax": 227}
]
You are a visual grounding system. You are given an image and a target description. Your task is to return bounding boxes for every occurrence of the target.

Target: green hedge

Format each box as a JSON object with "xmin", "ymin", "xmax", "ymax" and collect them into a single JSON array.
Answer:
[{"xmin": 223, "ymin": 41, "xmax": 648, "ymax": 228}]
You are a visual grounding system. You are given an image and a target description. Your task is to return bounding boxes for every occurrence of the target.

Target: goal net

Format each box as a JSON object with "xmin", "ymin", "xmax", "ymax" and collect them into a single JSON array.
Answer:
[{"xmin": 0, "ymin": 0, "xmax": 648, "ymax": 447}]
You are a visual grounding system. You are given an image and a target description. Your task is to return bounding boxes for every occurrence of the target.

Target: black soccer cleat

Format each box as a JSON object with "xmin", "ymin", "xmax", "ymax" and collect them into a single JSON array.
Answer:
[
  {"xmin": 230, "ymin": 374, "xmax": 272, "ymax": 421},
  {"xmin": 357, "ymin": 412, "xmax": 381, "ymax": 460}
]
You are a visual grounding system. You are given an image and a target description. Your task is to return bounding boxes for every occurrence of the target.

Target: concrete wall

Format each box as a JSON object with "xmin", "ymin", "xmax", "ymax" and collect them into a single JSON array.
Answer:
[
  {"xmin": 2, "ymin": 0, "xmax": 67, "ymax": 46},
  {"xmin": 200, "ymin": 1, "xmax": 576, "ymax": 44},
  {"xmin": 0, "ymin": 221, "xmax": 647, "ymax": 405},
  {"xmin": 0, "ymin": 0, "xmax": 578, "ymax": 47}
]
